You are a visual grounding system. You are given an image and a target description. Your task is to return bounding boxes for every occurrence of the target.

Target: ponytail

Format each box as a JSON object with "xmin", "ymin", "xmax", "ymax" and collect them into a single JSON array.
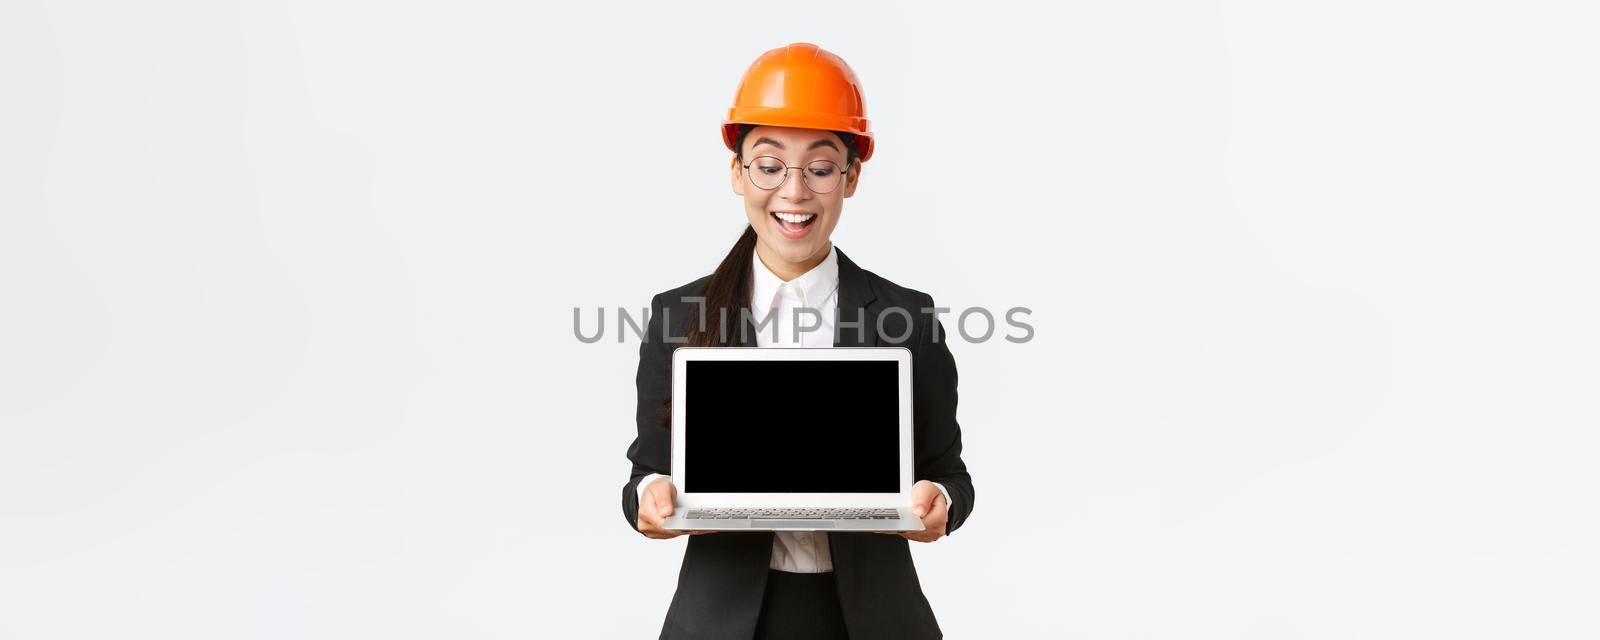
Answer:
[{"xmin": 683, "ymin": 225, "xmax": 758, "ymax": 347}]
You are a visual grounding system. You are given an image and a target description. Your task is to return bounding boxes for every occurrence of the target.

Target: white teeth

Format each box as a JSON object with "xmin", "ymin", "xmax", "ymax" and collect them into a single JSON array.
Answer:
[{"xmin": 773, "ymin": 212, "xmax": 815, "ymax": 224}]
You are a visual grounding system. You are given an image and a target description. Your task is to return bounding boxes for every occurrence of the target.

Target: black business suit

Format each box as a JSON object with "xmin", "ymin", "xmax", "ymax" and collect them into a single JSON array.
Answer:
[{"xmin": 621, "ymin": 247, "xmax": 975, "ymax": 640}]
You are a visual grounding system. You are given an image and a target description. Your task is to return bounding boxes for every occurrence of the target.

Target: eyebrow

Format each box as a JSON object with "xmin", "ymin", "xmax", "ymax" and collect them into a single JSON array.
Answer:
[
  {"xmin": 807, "ymin": 139, "xmax": 841, "ymax": 152},
  {"xmin": 750, "ymin": 137, "xmax": 842, "ymax": 153},
  {"xmin": 751, "ymin": 137, "xmax": 785, "ymax": 150}
]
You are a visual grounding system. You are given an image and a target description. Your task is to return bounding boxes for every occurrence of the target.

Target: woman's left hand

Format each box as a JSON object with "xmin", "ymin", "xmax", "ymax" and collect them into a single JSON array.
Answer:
[{"xmin": 885, "ymin": 480, "xmax": 947, "ymax": 543}]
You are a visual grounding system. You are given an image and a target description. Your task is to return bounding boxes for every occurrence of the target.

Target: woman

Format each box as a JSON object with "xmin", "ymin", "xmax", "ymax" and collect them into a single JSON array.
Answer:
[{"xmin": 620, "ymin": 43, "xmax": 975, "ymax": 640}]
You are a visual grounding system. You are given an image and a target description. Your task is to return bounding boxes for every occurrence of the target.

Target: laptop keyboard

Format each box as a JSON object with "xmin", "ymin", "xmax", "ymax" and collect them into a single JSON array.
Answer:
[{"xmin": 685, "ymin": 508, "xmax": 902, "ymax": 520}]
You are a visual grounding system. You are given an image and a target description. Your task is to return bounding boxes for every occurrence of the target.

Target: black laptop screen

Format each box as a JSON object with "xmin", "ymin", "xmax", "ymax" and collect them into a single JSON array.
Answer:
[{"xmin": 684, "ymin": 359, "xmax": 900, "ymax": 493}]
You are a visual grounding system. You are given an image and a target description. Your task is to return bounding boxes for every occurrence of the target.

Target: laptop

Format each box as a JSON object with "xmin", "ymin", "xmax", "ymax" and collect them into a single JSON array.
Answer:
[{"xmin": 662, "ymin": 347, "xmax": 925, "ymax": 532}]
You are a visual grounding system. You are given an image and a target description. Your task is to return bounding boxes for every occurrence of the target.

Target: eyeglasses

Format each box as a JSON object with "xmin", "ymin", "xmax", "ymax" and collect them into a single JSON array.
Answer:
[{"xmin": 741, "ymin": 155, "xmax": 849, "ymax": 194}]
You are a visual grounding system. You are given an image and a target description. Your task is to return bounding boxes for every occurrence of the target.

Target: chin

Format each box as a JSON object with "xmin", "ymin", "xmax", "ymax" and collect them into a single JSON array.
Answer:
[{"xmin": 778, "ymin": 246, "xmax": 815, "ymax": 262}]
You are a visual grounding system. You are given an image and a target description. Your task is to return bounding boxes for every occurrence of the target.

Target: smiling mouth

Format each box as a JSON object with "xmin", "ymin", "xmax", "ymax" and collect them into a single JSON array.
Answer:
[{"xmin": 770, "ymin": 211, "xmax": 817, "ymax": 235}]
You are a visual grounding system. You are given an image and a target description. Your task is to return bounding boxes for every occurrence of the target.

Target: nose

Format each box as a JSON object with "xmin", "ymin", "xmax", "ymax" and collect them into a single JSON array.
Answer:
[{"xmin": 778, "ymin": 167, "xmax": 813, "ymax": 202}]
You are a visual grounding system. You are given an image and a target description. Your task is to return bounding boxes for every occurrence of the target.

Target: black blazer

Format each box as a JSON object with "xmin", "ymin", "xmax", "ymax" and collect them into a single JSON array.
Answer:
[{"xmin": 621, "ymin": 247, "xmax": 975, "ymax": 640}]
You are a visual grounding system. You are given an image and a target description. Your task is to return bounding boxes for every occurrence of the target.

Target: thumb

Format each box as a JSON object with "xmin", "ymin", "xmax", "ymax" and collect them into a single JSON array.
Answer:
[
  {"xmin": 639, "ymin": 489, "xmax": 656, "ymax": 518},
  {"xmin": 651, "ymin": 484, "xmax": 674, "ymax": 517},
  {"xmin": 912, "ymin": 483, "xmax": 934, "ymax": 518}
]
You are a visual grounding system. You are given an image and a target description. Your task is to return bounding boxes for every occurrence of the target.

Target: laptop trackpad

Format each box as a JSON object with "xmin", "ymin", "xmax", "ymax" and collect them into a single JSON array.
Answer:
[{"xmin": 754, "ymin": 520, "xmax": 835, "ymax": 529}]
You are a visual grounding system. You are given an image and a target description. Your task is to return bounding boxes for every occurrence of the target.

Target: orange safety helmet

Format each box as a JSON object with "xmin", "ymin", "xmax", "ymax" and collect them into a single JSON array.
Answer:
[{"xmin": 721, "ymin": 43, "xmax": 875, "ymax": 163}]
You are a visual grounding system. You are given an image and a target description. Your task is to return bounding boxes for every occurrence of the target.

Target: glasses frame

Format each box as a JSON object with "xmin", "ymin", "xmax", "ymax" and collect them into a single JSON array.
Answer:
[{"xmin": 740, "ymin": 155, "xmax": 852, "ymax": 195}]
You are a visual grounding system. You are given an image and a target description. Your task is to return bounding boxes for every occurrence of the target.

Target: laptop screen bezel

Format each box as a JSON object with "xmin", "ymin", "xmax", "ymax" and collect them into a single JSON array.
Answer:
[{"xmin": 669, "ymin": 347, "xmax": 914, "ymax": 508}]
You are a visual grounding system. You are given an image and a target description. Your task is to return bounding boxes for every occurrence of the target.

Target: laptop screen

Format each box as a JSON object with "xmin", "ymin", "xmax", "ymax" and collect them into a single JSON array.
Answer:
[{"xmin": 684, "ymin": 359, "xmax": 900, "ymax": 493}]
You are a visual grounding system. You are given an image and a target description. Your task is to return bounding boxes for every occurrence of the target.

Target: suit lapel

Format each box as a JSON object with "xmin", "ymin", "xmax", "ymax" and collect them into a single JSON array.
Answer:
[{"xmin": 833, "ymin": 247, "xmax": 880, "ymax": 348}]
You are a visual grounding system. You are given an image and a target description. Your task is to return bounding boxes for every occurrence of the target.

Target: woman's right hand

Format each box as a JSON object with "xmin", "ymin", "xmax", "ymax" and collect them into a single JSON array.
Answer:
[
  {"xmin": 636, "ymin": 477, "xmax": 679, "ymax": 539},
  {"xmin": 636, "ymin": 477, "xmax": 715, "ymax": 539}
]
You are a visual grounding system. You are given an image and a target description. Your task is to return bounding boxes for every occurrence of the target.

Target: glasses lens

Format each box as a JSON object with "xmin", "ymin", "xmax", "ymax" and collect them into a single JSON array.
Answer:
[
  {"xmin": 803, "ymin": 160, "xmax": 843, "ymax": 194},
  {"xmin": 748, "ymin": 156, "xmax": 787, "ymax": 190}
]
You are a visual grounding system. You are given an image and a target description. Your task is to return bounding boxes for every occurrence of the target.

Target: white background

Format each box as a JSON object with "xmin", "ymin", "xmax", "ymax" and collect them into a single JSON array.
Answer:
[{"xmin": 3, "ymin": 1, "xmax": 1597, "ymax": 638}]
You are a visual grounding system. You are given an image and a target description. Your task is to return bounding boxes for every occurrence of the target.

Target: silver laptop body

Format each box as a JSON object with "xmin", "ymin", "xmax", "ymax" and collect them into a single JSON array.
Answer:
[{"xmin": 662, "ymin": 347, "xmax": 925, "ymax": 532}]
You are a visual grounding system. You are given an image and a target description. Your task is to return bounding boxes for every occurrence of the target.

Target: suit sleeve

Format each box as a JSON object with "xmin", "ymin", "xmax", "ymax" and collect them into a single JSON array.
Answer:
[
  {"xmin": 913, "ymin": 294, "xmax": 976, "ymax": 534},
  {"xmin": 621, "ymin": 293, "xmax": 674, "ymax": 532}
]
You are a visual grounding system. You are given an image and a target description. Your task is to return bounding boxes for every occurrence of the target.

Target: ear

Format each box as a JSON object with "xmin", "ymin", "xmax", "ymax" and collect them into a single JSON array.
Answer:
[
  {"xmin": 730, "ymin": 155, "xmax": 746, "ymax": 196},
  {"xmin": 841, "ymin": 161, "xmax": 862, "ymax": 198}
]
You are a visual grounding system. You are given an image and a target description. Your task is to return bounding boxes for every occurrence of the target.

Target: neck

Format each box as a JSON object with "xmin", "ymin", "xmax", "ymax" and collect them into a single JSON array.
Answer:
[{"xmin": 755, "ymin": 241, "xmax": 830, "ymax": 282}]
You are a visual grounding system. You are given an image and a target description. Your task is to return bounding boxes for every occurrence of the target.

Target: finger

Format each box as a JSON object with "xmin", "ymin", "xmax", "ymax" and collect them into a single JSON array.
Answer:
[
  {"xmin": 648, "ymin": 487, "xmax": 670, "ymax": 517},
  {"xmin": 926, "ymin": 492, "xmax": 948, "ymax": 524},
  {"xmin": 637, "ymin": 492, "xmax": 658, "ymax": 530},
  {"xmin": 647, "ymin": 483, "xmax": 675, "ymax": 518},
  {"xmin": 911, "ymin": 484, "xmax": 937, "ymax": 519},
  {"xmin": 645, "ymin": 523, "xmax": 681, "ymax": 539}
]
